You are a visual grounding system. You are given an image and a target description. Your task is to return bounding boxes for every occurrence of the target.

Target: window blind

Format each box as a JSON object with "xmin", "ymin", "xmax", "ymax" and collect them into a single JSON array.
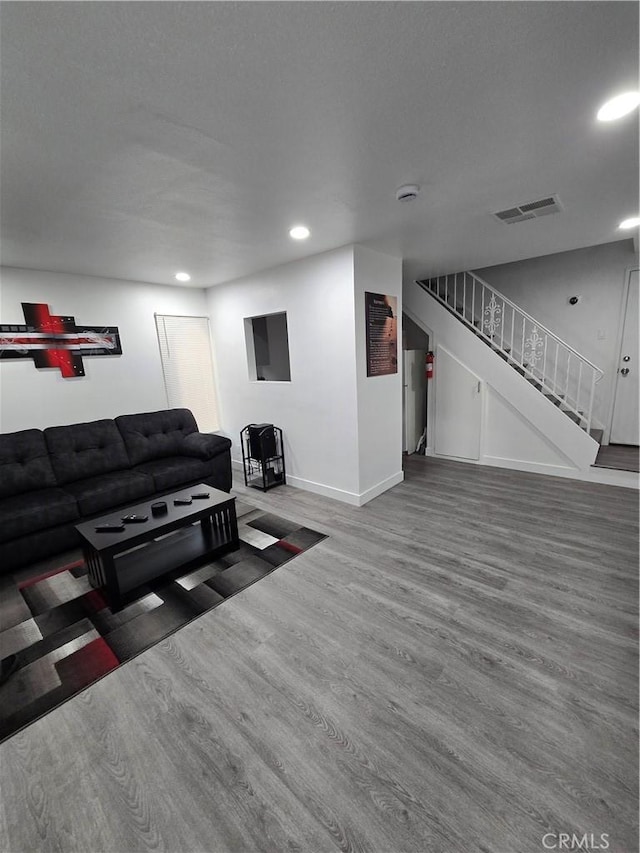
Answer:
[{"xmin": 155, "ymin": 314, "xmax": 219, "ymax": 432}]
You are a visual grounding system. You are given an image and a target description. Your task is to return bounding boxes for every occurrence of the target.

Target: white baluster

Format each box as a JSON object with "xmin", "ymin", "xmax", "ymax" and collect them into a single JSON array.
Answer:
[
  {"xmin": 587, "ymin": 371, "xmax": 596, "ymax": 433},
  {"xmin": 472, "ymin": 276, "xmax": 476, "ymax": 326},
  {"xmin": 577, "ymin": 361, "xmax": 583, "ymax": 420},
  {"xmin": 462, "ymin": 273, "xmax": 467, "ymax": 320},
  {"xmin": 510, "ymin": 306, "xmax": 515, "ymax": 357}
]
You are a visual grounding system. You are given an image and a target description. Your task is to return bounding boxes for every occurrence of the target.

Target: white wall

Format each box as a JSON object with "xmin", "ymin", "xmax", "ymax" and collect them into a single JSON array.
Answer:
[
  {"xmin": 207, "ymin": 247, "xmax": 362, "ymax": 502},
  {"xmin": 474, "ymin": 239, "xmax": 638, "ymax": 432},
  {"xmin": 483, "ymin": 386, "xmax": 578, "ymax": 469},
  {"xmin": 0, "ymin": 267, "xmax": 208, "ymax": 432},
  {"xmin": 207, "ymin": 245, "xmax": 403, "ymax": 505},
  {"xmin": 353, "ymin": 246, "xmax": 404, "ymax": 499}
]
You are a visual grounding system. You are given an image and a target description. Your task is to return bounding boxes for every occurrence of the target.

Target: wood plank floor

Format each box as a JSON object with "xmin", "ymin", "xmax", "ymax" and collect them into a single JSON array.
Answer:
[{"xmin": 1, "ymin": 457, "xmax": 638, "ymax": 853}]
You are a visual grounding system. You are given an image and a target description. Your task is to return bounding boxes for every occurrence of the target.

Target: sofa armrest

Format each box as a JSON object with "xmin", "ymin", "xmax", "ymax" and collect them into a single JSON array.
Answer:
[{"xmin": 181, "ymin": 433, "xmax": 232, "ymax": 461}]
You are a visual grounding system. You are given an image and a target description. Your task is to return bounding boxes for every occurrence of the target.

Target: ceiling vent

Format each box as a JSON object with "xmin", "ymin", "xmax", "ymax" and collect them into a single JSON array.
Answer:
[{"xmin": 494, "ymin": 195, "xmax": 563, "ymax": 224}]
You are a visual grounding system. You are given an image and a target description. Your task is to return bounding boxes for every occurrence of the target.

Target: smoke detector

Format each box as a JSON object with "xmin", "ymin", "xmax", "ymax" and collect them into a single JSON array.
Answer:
[{"xmin": 396, "ymin": 184, "xmax": 420, "ymax": 202}]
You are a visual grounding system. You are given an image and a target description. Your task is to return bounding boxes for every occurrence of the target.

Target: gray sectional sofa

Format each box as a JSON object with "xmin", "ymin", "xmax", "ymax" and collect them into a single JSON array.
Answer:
[{"xmin": 0, "ymin": 408, "xmax": 232, "ymax": 572}]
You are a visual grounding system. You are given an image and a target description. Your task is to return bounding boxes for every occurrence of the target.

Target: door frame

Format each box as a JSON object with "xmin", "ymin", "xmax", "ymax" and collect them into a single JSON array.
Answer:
[
  {"xmin": 607, "ymin": 265, "xmax": 639, "ymax": 444},
  {"xmin": 403, "ymin": 306, "xmax": 436, "ymax": 456}
]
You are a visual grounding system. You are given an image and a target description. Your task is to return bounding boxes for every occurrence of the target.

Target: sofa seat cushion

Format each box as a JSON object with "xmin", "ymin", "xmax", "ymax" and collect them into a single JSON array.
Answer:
[
  {"xmin": 134, "ymin": 456, "xmax": 212, "ymax": 492},
  {"xmin": 0, "ymin": 524, "xmax": 80, "ymax": 574},
  {"xmin": 45, "ymin": 420, "xmax": 131, "ymax": 485},
  {"xmin": 0, "ymin": 429, "xmax": 58, "ymax": 498},
  {"xmin": 182, "ymin": 433, "xmax": 232, "ymax": 461},
  {"xmin": 116, "ymin": 409, "xmax": 198, "ymax": 466},
  {"xmin": 0, "ymin": 488, "xmax": 79, "ymax": 544},
  {"xmin": 62, "ymin": 471, "xmax": 154, "ymax": 516}
]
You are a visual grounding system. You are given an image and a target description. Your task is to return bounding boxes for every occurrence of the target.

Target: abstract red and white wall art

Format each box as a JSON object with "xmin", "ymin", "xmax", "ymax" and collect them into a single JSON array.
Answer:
[{"xmin": 0, "ymin": 303, "xmax": 122, "ymax": 378}]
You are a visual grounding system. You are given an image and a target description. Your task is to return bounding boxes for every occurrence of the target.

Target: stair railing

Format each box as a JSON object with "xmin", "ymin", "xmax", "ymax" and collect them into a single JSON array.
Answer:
[{"xmin": 417, "ymin": 271, "xmax": 603, "ymax": 433}]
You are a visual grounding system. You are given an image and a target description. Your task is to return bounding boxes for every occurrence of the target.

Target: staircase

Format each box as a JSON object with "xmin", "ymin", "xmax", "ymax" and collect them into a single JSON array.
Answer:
[{"xmin": 417, "ymin": 272, "xmax": 604, "ymax": 435}]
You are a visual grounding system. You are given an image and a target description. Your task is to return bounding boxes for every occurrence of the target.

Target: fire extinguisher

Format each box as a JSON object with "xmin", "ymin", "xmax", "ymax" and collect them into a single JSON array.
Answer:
[{"xmin": 426, "ymin": 350, "xmax": 434, "ymax": 380}]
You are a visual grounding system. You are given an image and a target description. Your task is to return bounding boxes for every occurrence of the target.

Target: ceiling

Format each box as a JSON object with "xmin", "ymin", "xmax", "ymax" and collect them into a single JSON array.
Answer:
[{"xmin": 1, "ymin": 1, "xmax": 638, "ymax": 289}]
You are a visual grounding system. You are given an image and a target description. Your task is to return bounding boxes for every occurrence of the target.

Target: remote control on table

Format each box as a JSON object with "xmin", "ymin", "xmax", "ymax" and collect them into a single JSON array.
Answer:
[
  {"xmin": 121, "ymin": 515, "xmax": 148, "ymax": 523},
  {"xmin": 95, "ymin": 524, "xmax": 125, "ymax": 533},
  {"xmin": 191, "ymin": 493, "xmax": 210, "ymax": 499},
  {"xmin": 174, "ymin": 498, "xmax": 193, "ymax": 506}
]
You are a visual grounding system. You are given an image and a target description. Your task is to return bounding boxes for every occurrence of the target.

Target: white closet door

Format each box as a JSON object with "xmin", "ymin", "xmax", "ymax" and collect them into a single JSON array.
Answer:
[{"xmin": 434, "ymin": 347, "xmax": 482, "ymax": 460}]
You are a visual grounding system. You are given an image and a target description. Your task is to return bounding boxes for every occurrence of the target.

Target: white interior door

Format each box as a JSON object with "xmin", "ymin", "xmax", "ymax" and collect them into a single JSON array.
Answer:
[
  {"xmin": 611, "ymin": 270, "xmax": 639, "ymax": 445},
  {"xmin": 434, "ymin": 346, "xmax": 482, "ymax": 460}
]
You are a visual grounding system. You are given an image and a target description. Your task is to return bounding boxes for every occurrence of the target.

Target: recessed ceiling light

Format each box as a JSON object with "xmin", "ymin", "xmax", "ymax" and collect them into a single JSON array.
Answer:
[
  {"xmin": 289, "ymin": 225, "xmax": 310, "ymax": 240},
  {"xmin": 175, "ymin": 272, "xmax": 191, "ymax": 282},
  {"xmin": 597, "ymin": 91, "xmax": 640, "ymax": 121},
  {"xmin": 618, "ymin": 216, "xmax": 640, "ymax": 230}
]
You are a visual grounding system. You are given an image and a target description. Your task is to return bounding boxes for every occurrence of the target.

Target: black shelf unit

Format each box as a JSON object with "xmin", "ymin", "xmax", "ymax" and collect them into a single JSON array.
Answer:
[{"xmin": 240, "ymin": 424, "xmax": 286, "ymax": 491}]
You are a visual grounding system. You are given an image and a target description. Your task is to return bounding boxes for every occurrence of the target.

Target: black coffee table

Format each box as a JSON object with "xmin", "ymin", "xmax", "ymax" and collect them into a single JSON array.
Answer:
[{"xmin": 75, "ymin": 484, "xmax": 238, "ymax": 610}]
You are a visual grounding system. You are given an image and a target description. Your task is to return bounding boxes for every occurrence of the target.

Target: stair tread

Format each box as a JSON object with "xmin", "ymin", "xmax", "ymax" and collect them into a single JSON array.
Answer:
[{"xmin": 544, "ymin": 394, "xmax": 563, "ymax": 406}]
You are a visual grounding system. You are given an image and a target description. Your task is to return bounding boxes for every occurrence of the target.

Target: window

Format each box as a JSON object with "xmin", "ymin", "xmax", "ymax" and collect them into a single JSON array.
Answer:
[
  {"xmin": 155, "ymin": 314, "xmax": 219, "ymax": 431},
  {"xmin": 245, "ymin": 312, "xmax": 291, "ymax": 381}
]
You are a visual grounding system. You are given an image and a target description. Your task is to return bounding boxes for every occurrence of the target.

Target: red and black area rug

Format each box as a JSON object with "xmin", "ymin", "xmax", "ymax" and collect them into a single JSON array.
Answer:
[{"xmin": 0, "ymin": 502, "xmax": 326, "ymax": 743}]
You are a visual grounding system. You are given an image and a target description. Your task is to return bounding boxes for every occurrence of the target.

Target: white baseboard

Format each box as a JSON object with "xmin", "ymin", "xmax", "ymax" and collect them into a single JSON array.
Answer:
[
  {"xmin": 356, "ymin": 470, "xmax": 405, "ymax": 505},
  {"xmin": 426, "ymin": 449, "xmax": 481, "ymax": 465},
  {"xmin": 483, "ymin": 454, "xmax": 638, "ymax": 489},
  {"xmin": 481, "ymin": 455, "xmax": 576, "ymax": 478},
  {"xmin": 231, "ymin": 459, "xmax": 405, "ymax": 505},
  {"xmin": 285, "ymin": 475, "xmax": 362, "ymax": 505},
  {"xmin": 426, "ymin": 451, "xmax": 638, "ymax": 490},
  {"xmin": 287, "ymin": 471, "xmax": 404, "ymax": 506},
  {"xmin": 581, "ymin": 467, "xmax": 639, "ymax": 489}
]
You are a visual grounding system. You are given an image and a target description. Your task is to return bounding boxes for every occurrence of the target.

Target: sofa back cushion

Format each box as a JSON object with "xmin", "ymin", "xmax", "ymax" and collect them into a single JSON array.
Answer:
[
  {"xmin": 0, "ymin": 429, "xmax": 57, "ymax": 498},
  {"xmin": 44, "ymin": 420, "xmax": 131, "ymax": 485},
  {"xmin": 115, "ymin": 409, "xmax": 198, "ymax": 465}
]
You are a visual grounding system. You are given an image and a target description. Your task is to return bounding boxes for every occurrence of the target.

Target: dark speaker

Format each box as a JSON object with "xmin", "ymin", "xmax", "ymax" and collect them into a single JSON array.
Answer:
[{"xmin": 248, "ymin": 423, "xmax": 276, "ymax": 461}]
